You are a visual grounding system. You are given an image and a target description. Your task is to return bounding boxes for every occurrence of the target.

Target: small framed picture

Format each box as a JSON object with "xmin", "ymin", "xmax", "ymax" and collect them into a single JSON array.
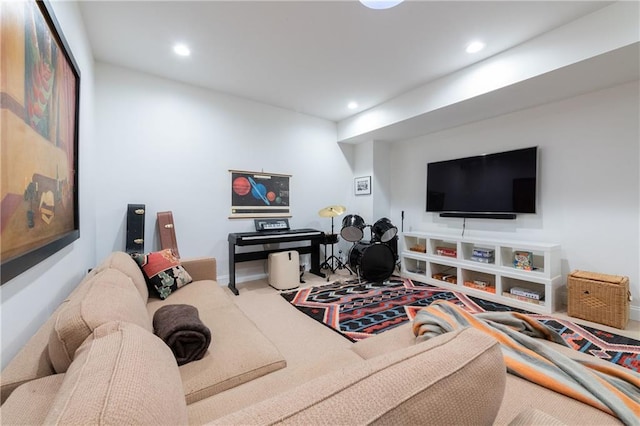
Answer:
[{"xmin": 354, "ymin": 176, "xmax": 371, "ymax": 195}]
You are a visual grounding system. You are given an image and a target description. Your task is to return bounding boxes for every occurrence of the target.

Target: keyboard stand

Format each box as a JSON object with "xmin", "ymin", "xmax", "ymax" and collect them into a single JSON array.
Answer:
[{"xmin": 227, "ymin": 229, "xmax": 325, "ymax": 295}]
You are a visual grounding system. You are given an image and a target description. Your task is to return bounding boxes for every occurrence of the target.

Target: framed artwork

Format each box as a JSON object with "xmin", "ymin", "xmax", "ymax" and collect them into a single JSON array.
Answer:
[
  {"xmin": 354, "ymin": 176, "xmax": 371, "ymax": 195},
  {"xmin": 229, "ymin": 170, "xmax": 291, "ymax": 218},
  {"xmin": 1, "ymin": 0, "xmax": 81, "ymax": 284}
]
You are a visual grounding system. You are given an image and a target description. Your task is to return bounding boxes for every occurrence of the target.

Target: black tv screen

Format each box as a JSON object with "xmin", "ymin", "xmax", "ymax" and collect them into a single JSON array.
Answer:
[{"xmin": 426, "ymin": 147, "xmax": 537, "ymax": 217}]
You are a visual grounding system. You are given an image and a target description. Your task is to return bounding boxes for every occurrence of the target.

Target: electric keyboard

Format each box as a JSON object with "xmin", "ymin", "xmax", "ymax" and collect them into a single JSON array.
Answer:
[
  {"xmin": 229, "ymin": 228, "xmax": 323, "ymax": 245},
  {"xmin": 227, "ymin": 228, "xmax": 325, "ymax": 295}
]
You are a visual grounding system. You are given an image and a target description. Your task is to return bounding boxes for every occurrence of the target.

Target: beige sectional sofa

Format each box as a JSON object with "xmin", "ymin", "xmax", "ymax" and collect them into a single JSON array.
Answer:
[{"xmin": 0, "ymin": 251, "xmax": 626, "ymax": 425}]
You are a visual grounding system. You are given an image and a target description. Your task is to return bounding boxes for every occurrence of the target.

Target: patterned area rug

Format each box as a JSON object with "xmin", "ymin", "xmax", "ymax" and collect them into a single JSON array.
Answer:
[{"xmin": 281, "ymin": 276, "xmax": 640, "ymax": 372}]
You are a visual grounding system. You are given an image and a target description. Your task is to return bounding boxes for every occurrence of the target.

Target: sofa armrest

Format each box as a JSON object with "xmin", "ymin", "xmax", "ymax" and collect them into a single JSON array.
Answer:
[
  {"xmin": 1, "ymin": 265, "xmax": 102, "ymax": 404},
  {"xmin": 1, "ymin": 315, "xmax": 57, "ymax": 404},
  {"xmin": 43, "ymin": 321, "xmax": 188, "ymax": 425},
  {"xmin": 181, "ymin": 257, "xmax": 217, "ymax": 282},
  {"xmin": 210, "ymin": 327, "xmax": 506, "ymax": 425},
  {"xmin": 508, "ymin": 408, "xmax": 567, "ymax": 425}
]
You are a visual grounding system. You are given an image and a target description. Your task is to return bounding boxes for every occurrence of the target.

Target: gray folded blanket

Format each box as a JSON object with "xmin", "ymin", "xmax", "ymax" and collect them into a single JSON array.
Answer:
[{"xmin": 153, "ymin": 304, "xmax": 211, "ymax": 366}]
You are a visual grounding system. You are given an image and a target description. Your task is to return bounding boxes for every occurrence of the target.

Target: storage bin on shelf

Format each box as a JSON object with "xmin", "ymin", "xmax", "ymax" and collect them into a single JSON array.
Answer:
[
  {"xmin": 464, "ymin": 281, "xmax": 496, "ymax": 294},
  {"xmin": 567, "ymin": 270, "xmax": 630, "ymax": 329}
]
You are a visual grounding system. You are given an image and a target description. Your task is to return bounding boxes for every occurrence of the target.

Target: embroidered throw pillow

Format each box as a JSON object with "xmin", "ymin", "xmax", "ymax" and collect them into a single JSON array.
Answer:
[{"xmin": 131, "ymin": 249, "xmax": 193, "ymax": 299}]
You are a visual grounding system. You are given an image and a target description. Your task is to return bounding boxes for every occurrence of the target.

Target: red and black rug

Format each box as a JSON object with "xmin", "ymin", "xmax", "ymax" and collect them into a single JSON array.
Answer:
[{"xmin": 281, "ymin": 276, "xmax": 640, "ymax": 372}]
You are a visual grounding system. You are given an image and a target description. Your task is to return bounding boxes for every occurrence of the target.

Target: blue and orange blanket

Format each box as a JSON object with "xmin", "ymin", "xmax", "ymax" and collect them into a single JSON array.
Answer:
[{"xmin": 413, "ymin": 301, "xmax": 640, "ymax": 425}]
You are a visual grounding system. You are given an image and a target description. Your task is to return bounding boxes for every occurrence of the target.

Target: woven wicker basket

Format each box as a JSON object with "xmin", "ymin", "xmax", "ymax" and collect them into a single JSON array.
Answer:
[{"xmin": 567, "ymin": 270, "xmax": 630, "ymax": 329}]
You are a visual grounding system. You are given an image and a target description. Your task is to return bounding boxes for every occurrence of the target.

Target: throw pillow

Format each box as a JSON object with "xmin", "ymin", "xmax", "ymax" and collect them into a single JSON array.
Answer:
[{"xmin": 131, "ymin": 249, "xmax": 193, "ymax": 299}]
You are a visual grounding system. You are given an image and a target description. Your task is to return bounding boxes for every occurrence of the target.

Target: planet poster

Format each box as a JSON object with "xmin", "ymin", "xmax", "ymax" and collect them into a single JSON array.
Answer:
[{"xmin": 229, "ymin": 170, "xmax": 291, "ymax": 218}]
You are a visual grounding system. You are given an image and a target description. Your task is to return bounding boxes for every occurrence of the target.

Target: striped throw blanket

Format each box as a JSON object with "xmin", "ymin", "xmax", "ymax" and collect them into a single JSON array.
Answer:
[{"xmin": 412, "ymin": 301, "xmax": 640, "ymax": 425}]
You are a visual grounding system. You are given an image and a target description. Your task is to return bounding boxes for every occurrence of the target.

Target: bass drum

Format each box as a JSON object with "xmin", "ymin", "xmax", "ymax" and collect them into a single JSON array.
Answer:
[{"xmin": 348, "ymin": 241, "xmax": 395, "ymax": 282}]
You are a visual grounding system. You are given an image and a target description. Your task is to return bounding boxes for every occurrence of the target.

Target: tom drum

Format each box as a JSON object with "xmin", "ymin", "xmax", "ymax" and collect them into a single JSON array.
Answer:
[
  {"xmin": 371, "ymin": 217, "xmax": 398, "ymax": 243},
  {"xmin": 341, "ymin": 214, "xmax": 366, "ymax": 242}
]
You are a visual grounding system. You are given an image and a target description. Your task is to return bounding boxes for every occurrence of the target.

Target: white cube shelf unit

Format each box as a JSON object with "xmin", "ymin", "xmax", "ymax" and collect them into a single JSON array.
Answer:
[{"xmin": 400, "ymin": 232, "xmax": 562, "ymax": 314}]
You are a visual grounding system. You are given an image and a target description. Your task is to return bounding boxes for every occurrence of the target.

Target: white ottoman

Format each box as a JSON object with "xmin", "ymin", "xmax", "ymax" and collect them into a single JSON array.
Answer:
[{"xmin": 268, "ymin": 251, "xmax": 300, "ymax": 290}]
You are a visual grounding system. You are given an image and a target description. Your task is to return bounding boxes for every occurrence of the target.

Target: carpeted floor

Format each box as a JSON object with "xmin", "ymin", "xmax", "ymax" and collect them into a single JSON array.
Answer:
[{"xmin": 281, "ymin": 276, "xmax": 640, "ymax": 372}]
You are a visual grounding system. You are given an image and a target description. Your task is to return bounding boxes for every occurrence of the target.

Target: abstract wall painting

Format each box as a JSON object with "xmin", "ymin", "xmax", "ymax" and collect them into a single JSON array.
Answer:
[{"xmin": 1, "ymin": 0, "xmax": 80, "ymax": 284}]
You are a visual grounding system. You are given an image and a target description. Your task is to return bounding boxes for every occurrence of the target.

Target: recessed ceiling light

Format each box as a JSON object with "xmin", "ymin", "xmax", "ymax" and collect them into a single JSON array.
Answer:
[
  {"xmin": 466, "ymin": 41, "xmax": 485, "ymax": 54},
  {"xmin": 173, "ymin": 43, "xmax": 191, "ymax": 57},
  {"xmin": 348, "ymin": 101, "xmax": 358, "ymax": 110},
  {"xmin": 359, "ymin": 0, "xmax": 404, "ymax": 10}
]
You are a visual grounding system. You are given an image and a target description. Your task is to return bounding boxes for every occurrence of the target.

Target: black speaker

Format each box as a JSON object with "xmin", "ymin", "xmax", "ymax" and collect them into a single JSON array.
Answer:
[{"xmin": 126, "ymin": 204, "xmax": 145, "ymax": 254}]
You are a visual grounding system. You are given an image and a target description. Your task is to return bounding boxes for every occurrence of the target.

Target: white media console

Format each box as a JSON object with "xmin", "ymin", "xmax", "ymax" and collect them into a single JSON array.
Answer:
[{"xmin": 400, "ymin": 231, "xmax": 562, "ymax": 314}]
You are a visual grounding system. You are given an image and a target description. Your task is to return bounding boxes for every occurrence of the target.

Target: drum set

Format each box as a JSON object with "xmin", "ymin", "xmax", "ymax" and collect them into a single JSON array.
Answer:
[{"xmin": 318, "ymin": 206, "xmax": 399, "ymax": 283}]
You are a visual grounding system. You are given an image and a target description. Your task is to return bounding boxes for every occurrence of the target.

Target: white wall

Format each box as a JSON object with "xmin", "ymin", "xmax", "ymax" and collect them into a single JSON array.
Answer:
[
  {"xmin": 389, "ymin": 81, "xmax": 640, "ymax": 317},
  {"xmin": 349, "ymin": 141, "xmax": 374, "ymax": 223},
  {"xmin": 94, "ymin": 63, "xmax": 356, "ymax": 281},
  {"xmin": 1, "ymin": 1, "xmax": 96, "ymax": 369}
]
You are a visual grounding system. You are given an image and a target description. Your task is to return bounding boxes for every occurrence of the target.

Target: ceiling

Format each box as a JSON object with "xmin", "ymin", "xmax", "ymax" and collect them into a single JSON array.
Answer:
[{"xmin": 79, "ymin": 1, "xmax": 614, "ymax": 123}]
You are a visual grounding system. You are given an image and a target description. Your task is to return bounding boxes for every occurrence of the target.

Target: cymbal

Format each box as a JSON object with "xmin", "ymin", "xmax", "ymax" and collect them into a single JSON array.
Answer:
[{"xmin": 318, "ymin": 205, "xmax": 346, "ymax": 218}]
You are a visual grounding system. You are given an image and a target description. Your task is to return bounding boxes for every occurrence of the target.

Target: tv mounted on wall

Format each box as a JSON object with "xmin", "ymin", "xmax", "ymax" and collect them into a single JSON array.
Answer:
[{"xmin": 426, "ymin": 146, "xmax": 538, "ymax": 219}]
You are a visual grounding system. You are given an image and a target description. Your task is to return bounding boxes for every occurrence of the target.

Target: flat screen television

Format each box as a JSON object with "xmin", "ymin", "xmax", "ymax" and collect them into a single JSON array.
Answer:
[{"xmin": 426, "ymin": 146, "xmax": 537, "ymax": 219}]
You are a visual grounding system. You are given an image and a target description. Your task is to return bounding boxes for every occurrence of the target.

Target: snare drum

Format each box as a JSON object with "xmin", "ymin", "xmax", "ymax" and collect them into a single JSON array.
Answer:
[{"xmin": 321, "ymin": 233, "xmax": 339, "ymax": 245}]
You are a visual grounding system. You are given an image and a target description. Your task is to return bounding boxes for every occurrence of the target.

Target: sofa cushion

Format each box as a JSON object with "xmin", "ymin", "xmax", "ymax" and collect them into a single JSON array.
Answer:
[
  {"xmin": 180, "ymin": 305, "xmax": 287, "ymax": 404},
  {"xmin": 48, "ymin": 269, "xmax": 152, "ymax": 373},
  {"xmin": 210, "ymin": 327, "xmax": 505, "ymax": 425},
  {"xmin": 495, "ymin": 374, "xmax": 622, "ymax": 425},
  {"xmin": 44, "ymin": 321, "xmax": 188, "ymax": 425},
  {"xmin": 147, "ymin": 281, "xmax": 287, "ymax": 404},
  {"xmin": 0, "ymin": 374, "xmax": 65, "ymax": 425},
  {"xmin": 93, "ymin": 251, "xmax": 149, "ymax": 300},
  {"xmin": 132, "ymin": 249, "xmax": 193, "ymax": 299}
]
